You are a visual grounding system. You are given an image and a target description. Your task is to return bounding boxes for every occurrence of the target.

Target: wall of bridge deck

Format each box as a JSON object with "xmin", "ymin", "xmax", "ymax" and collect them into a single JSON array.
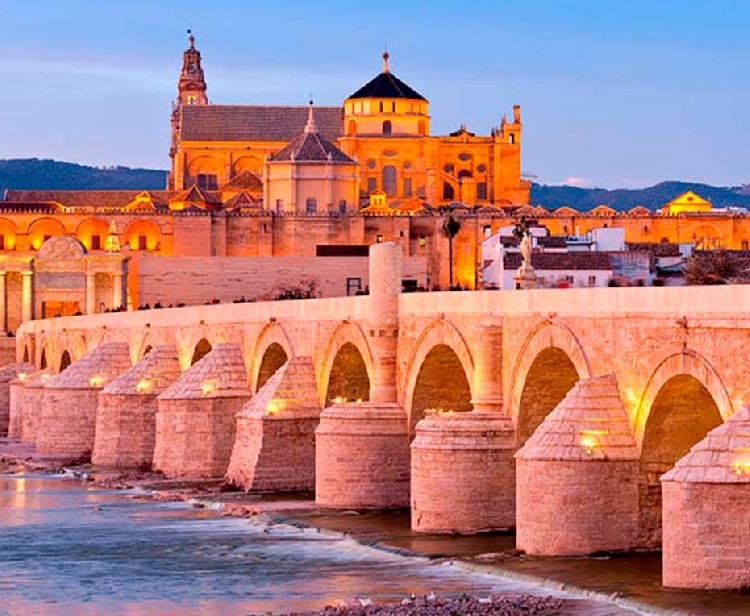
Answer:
[{"xmin": 15, "ymin": 285, "xmax": 750, "ymax": 448}]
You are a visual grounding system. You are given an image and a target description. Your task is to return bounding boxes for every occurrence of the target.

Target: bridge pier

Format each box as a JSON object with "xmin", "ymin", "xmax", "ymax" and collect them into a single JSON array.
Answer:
[
  {"xmin": 9, "ymin": 368, "xmax": 54, "ymax": 443},
  {"xmin": 226, "ymin": 356, "xmax": 320, "ymax": 492},
  {"xmin": 662, "ymin": 406, "xmax": 750, "ymax": 589},
  {"xmin": 0, "ymin": 362, "xmax": 34, "ymax": 436},
  {"xmin": 36, "ymin": 343, "xmax": 132, "ymax": 457},
  {"xmin": 153, "ymin": 343, "xmax": 250, "ymax": 478},
  {"xmin": 516, "ymin": 375, "xmax": 640, "ymax": 556},
  {"xmin": 316, "ymin": 242, "xmax": 411, "ymax": 509},
  {"xmin": 411, "ymin": 412, "xmax": 516, "ymax": 533},
  {"xmin": 92, "ymin": 346, "xmax": 182, "ymax": 469}
]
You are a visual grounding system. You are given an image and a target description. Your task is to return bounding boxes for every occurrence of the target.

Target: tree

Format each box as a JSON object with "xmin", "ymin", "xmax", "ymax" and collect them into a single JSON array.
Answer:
[
  {"xmin": 684, "ymin": 250, "xmax": 739, "ymax": 285},
  {"xmin": 442, "ymin": 211, "xmax": 461, "ymax": 288}
]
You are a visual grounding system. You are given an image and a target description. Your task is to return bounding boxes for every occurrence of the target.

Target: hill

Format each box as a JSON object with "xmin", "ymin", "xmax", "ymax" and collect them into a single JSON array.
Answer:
[
  {"xmin": 0, "ymin": 159, "xmax": 167, "ymax": 195},
  {"xmin": 530, "ymin": 181, "xmax": 750, "ymax": 212}
]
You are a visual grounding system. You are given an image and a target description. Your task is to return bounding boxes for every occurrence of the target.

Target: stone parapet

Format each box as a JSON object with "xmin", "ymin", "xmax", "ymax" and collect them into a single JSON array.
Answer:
[
  {"xmin": 93, "ymin": 345, "xmax": 182, "ymax": 469},
  {"xmin": 661, "ymin": 406, "xmax": 750, "ymax": 589},
  {"xmin": 516, "ymin": 374, "xmax": 640, "ymax": 556},
  {"xmin": 226, "ymin": 357, "xmax": 320, "ymax": 492},
  {"xmin": 315, "ymin": 403, "xmax": 409, "ymax": 509},
  {"xmin": 36, "ymin": 343, "xmax": 132, "ymax": 457},
  {"xmin": 153, "ymin": 343, "xmax": 250, "ymax": 478},
  {"xmin": 0, "ymin": 362, "xmax": 34, "ymax": 436},
  {"xmin": 410, "ymin": 412, "xmax": 516, "ymax": 533}
]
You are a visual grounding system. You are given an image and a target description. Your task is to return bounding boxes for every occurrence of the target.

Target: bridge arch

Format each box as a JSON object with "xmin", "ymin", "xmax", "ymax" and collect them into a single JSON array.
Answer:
[
  {"xmin": 250, "ymin": 322, "xmax": 294, "ymax": 392},
  {"xmin": 320, "ymin": 321, "xmax": 373, "ymax": 408},
  {"xmin": 508, "ymin": 319, "xmax": 591, "ymax": 445},
  {"xmin": 191, "ymin": 338, "xmax": 213, "ymax": 365},
  {"xmin": 634, "ymin": 350, "xmax": 729, "ymax": 547},
  {"xmin": 402, "ymin": 318, "xmax": 474, "ymax": 432},
  {"xmin": 59, "ymin": 350, "xmax": 71, "ymax": 372}
]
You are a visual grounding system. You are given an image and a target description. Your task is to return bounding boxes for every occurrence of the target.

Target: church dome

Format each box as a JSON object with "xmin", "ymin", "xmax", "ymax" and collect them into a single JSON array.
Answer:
[{"xmin": 347, "ymin": 52, "xmax": 426, "ymax": 101}]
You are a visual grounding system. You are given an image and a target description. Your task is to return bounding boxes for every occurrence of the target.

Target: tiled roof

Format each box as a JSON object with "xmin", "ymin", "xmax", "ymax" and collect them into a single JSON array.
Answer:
[
  {"xmin": 628, "ymin": 242, "xmax": 682, "ymax": 257},
  {"xmin": 180, "ymin": 105, "xmax": 343, "ymax": 142},
  {"xmin": 224, "ymin": 191, "xmax": 262, "ymax": 210},
  {"xmin": 169, "ymin": 185, "xmax": 222, "ymax": 205},
  {"xmin": 503, "ymin": 251, "xmax": 612, "ymax": 271},
  {"xmin": 269, "ymin": 131, "xmax": 354, "ymax": 163},
  {"xmin": 3, "ymin": 190, "xmax": 174, "ymax": 209},
  {"xmin": 0, "ymin": 363, "xmax": 35, "ymax": 382},
  {"xmin": 46, "ymin": 342, "xmax": 131, "ymax": 390},
  {"xmin": 348, "ymin": 71, "xmax": 426, "ymax": 101},
  {"xmin": 222, "ymin": 170, "xmax": 263, "ymax": 191}
]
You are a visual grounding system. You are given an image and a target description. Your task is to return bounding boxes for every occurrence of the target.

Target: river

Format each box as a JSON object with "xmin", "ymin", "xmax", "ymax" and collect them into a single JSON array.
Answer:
[{"xmin": 0, "ymin": 474, "xmax": 660, "ymax": 616}]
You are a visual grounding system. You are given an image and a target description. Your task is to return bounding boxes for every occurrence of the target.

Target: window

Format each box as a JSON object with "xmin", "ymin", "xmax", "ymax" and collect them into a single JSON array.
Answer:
[
  {"xmin": 483, "ymin": 225, "xmax": 492, "ymax": 238},
  {"xmin": 91, "ymin": 235, "xmax": 101, "ymax": 251},
  {"xmin": 403, "ymin": 178, "xmax": 412, "ymax": 197},
  {"xmin": 443, "ymin": 181, "xmax": 455, "ymax": 200},
  {"xmin": 382, "ymin": 165, "xmax": 397, "ymax": 196},
  {"xmin": 379, "ymin": 102, "xmax": 384, "ymax": 113},
  {"xmin": 391, "ymin": 102, "xmax": 396, "ymax": 112},
  {"xmin": 399, "ymin": 230, "xmax": 404, "ymax": 237},
  {"xmin": 275, "ymin": 199, "xmax": 283, "ymax": 214},
  {"xmin": 477, "ymin": 182, "xmax": 488, "ymax": 200},
  {"xmin": 138, "ymin": 235, "xmax": 148, "ymax": 250},
  {"xmin": 197, "ymin": 173, "xmax": 218, "ymax": 190},
  {"xmin": 346, "ymin": 277, "xmax": 362, "ymax": 296},
  {"xmin": 187, "ymin": 95, "xmax": 197, "ymax": 105},
  {"xmin": 367, "ymin": 177, "xmax": 377, "ymax": 193},
  {"xmin": 588, "ymin": 275, "xmax": 597, "ymax": 287},
  {"xmin": 339, "ymin": 200, "xmax": 348, "ymax": 214},
  {"xmin": 306, "ymin": 197, "xmax": 317, "ymax": 214},
  {"xmin": 743, "ymin": 240, "xmax": 749, "ymax": 250},
  {"xmin": 509, "ymin": 133, "xmax": 516, "ymax": 144},
  {"xmin": 262, "ymin": 223, "xmax": 268, "ymax": 233},
  {"xmin": 376, "ymin": 234, "xmax": 384, "ymax": 243},
  {"xmin": 382, "ymin": 120, "xmax": 392, "ymax": 135},
  {"xmin": 0, "ymin": 235, "xmax": 4, "ymax": 250},
  {"xmin": 418, "ymin": 236, "xmax": 426, "ymax": 247}
]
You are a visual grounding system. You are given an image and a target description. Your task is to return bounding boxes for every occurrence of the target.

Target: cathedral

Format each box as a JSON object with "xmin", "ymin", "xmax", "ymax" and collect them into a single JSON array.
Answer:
[{"xmin": 168, "ymin": 33, "xmax": 530, "ymax": 209}]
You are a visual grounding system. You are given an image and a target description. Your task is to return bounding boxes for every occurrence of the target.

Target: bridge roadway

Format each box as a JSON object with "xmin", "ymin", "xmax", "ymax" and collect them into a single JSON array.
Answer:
[{"xmin": 5, "ymin": 243, "xmax": 750, "ymax": 591}]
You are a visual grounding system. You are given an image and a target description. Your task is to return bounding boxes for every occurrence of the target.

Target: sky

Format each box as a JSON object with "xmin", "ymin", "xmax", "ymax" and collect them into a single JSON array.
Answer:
[{"xmin": 1, "ymin": 0, "xmax": 749, "ymax": 189}]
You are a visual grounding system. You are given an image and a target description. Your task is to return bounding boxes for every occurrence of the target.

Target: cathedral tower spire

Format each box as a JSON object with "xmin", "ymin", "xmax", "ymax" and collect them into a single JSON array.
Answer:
[{"xmin": 177, "ymin": 29, "xmax": 208, "ymax": 107}]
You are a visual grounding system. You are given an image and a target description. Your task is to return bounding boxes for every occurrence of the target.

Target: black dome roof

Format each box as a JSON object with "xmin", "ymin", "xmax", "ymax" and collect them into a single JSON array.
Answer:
[{"xmin": 348, "ymin": 71, "xmax": 426, "ymax": 101}]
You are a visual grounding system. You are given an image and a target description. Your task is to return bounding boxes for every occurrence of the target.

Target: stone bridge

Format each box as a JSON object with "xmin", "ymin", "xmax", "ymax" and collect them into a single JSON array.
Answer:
[{"xmin": 4, "ymin": 243, "xmax": 750, "ymax": 591}]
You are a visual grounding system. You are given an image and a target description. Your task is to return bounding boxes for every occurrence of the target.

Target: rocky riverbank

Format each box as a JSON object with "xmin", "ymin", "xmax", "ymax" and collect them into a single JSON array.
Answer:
[{"xmin": 266, "ymin": 594, "xmax": 567, "ymax": 615}]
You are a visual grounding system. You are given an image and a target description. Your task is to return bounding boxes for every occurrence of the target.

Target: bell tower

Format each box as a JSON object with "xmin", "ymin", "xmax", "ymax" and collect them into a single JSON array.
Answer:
[{"xmin": 169, "ymin": 30, "xmax": 208, "ymax": 189}]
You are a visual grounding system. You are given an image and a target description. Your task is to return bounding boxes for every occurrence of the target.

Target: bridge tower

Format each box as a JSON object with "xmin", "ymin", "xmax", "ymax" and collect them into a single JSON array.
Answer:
[{"xmin": 315, "ymin": 242, "xmax": 411, "ymax": 509}]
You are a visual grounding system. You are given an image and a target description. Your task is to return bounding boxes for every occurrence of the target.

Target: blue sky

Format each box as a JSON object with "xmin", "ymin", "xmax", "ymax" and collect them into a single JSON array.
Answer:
[{"xmin": 0, "ymin": 0, "xmax": 748, "ymax": 188}]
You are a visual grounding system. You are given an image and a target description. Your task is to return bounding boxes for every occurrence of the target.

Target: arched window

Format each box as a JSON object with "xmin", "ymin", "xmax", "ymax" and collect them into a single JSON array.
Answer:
[
  {"xmin": 306, "ymin": 197, "xmax": 317, "ymax": 214},
  {"xmin": 382, "ymin": 166, "xmax": 397, "ymax": 196},
  {"xmin": 382, "ymin": 121, "xmax": 392, "ymax": 135},
  {"xmin": 347, "ymin": 119, "xmax": 357, "ymax": 135},
  {"xmin": 339, "ymin": 200, "xmax": 347, "ymax": 214},
  {"xmin": 443, "ymin": 181, "xmax": 455, "ymax": 201}
]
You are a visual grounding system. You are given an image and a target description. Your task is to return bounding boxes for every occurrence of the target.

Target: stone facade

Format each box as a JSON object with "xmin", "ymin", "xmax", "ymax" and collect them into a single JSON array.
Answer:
[{"xmin": 0, "ymin": 362, "xmax": 33, "ymax": 436}]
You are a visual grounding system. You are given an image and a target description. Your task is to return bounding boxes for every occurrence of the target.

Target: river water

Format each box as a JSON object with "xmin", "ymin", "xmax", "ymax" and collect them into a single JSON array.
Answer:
[{"xmin": 0, "ymin": 475, "xmax": 650, "ymax": 616}]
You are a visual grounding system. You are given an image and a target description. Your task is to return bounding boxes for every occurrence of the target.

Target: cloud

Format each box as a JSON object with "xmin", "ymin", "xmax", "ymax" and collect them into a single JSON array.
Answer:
[{"xmin": 562, "ymin": 176, "xmax": 592, "ymax": 187}]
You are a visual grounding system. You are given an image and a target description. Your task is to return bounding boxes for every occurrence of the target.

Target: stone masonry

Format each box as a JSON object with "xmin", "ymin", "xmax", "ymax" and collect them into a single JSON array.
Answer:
[
  {"xmin": 153, "ymin": 342, "xmax": 250, "ymax": 478},
  {"xmin": 0, "ymin": 362, "xmax": 34, "ymax": 436},
  {"xmin": 36, "ymin": 342, "xmax": 132, "ymax": 457},
  {"xmin": 516, "ymin": 375, "xmax": 640, "ymax": 556},
  {"xmin": 226, "ymin": 357, "xmax": 320, "ymax": 492},
  {"xmin": 93, "ymin": 345, "xmax": 182, "ymax": 469}
]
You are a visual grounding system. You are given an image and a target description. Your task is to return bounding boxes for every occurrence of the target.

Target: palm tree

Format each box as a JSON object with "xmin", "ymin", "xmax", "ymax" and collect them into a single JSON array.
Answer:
[{"xmin": 442, "ymin": 212, "xmax": 462, "ymax": 288}]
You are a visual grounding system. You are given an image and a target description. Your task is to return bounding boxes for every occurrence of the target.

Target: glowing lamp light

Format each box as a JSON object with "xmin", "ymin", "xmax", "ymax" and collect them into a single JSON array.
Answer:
[
  {"xmin": 355, "ymin": 398, "xmax": 363, "ymax": 404},
  {"xmin": 136, "ymin": 378, "xmax": 152, "ymax": 393},
  {"xmin": 18, "ymin": 373, "xmax": 27, "ymax": 382},
  {"xmin": 32, "ymin": 237, "xmax": 43, "ymax": 250},
  {"xmin": 332, "ymin": 396, "xmax": 347, "ymax": 405},
  {"xmin": 201, "ymin": 379, "xmax": 217, "ymax": 396},
  {"xmin": 265, "ymin": 400, "xmax": 283, "ymax": 416},
  {"xmin": 89, "ymin": 375, "xmax": 106, "ymax": 388},
  {"xmin": 40, "ymin": 373, "xmax": 50, "ymax": 383},
  {"xmin": 579, "ymin": 429, "xmax": 608, "ymax": 455},
  {"xmin": 732, "ymin": 453, "xmax": 750, "ymax": 477}
]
